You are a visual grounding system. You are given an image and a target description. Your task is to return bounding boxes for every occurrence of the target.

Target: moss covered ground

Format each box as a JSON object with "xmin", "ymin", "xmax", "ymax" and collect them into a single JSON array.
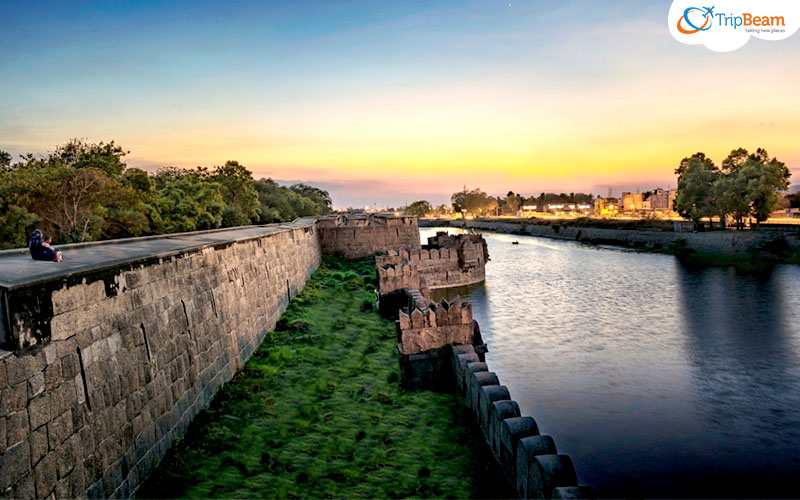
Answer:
[{"xmin": 137, "ymin": 256, "xmax": 507, "ymax": 499}]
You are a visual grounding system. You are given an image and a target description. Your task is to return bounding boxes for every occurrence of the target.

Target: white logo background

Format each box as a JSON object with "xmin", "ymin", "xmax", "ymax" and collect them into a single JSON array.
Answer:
[{"xmin": 669, "ymin": 0, "xmax": 800, "ymax": 52}]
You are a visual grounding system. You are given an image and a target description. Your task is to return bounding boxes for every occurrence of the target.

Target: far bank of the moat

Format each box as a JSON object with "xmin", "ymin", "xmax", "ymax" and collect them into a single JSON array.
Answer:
[{"xmin": 420, "ymin": 218, "xmax": 800, "ymax": 267}]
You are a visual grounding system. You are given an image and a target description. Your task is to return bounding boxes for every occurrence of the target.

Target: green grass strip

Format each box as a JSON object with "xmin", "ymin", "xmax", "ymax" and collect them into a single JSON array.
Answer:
[{"xmin": 137, "ymin": 256, "xmax": 504, "ymax": 499}]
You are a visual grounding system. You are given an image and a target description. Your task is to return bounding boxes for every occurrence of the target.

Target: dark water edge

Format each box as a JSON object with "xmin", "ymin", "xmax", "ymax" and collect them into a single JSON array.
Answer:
[{"xmin": 423, "ymin": 227, "xmax": 800, "ymax": 499}]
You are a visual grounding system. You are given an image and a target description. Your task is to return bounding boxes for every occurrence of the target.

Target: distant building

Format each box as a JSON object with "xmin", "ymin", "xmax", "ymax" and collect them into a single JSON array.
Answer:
[
  {"xmin": 770, "ymin": 208, "xmax": 800, "ymax": 219},
  {"xmin": 621, "ymin": 192, "xmax": 643, "ymax": 212},
  {"xmin": 619, "ymin": 188, "xmax": 678, "ymax": 216},
  {"xmin": 646, "ymin": 188, "xmax": 676, "ymax": 213},
  {"xmin": 594, "ymin": 197, "xmax": 620, "ymax": 216},
  {"xmin": 500, "ymin": 204, "xmax": 516, "ymax": 216}
]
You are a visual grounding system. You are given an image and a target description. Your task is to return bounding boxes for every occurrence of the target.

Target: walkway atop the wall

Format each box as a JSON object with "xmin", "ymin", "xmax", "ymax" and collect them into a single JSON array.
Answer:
[{"xmin": 0, "ymin": 218, "xmax": 317, "ymax": 290}]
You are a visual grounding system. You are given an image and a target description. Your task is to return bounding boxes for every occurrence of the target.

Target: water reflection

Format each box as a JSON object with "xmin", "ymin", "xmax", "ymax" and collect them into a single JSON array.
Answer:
[{"xmin": 421, "ymin": 227, "xmax": 800, "ymax": 498}]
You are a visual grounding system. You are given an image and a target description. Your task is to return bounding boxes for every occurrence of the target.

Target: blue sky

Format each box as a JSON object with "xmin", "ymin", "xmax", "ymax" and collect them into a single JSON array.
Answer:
[{"xmin": 2, "ymin": 1, "xmax": 798, "ymax": 207}]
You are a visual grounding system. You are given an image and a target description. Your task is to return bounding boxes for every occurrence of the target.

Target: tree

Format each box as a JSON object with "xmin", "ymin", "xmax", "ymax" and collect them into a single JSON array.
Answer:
[
  {"xmin": 0, "ymin": 149, "xmax": 11, "ymax": 171},
  {"xmin": 289, "ymin": 184, "xmax": 332, "ymax": 215},
  {"xmin": 0, "ymin": 205, "xmax": 38, "ymax": 249},
  {"xmin": 405, "ymin": 200, "xmax": 432, "ymax": 217},
  {"xmin": 677, "ymin": 148, "xmax": 791, "ymax": 230},
  {"xmin": 29, "ymin": 165, "xmax": 117, "ymax": 242},
  {"xmin": 52, "ymin": 139, "xmax": 128, "ymax": 178},
  {"xmin": 153, "ymin": 172, "xmax": 225, "ymax": 233},
  {"xmin": 673, "ymin": 152, "xmax": 721, "ymax": 229},
  {"xmin": 0, "ymin": 139, "xmax": 337, "ymax": 248},
  {"xmin": 734, "ymin": 148, "xmax": 790, "ymax": 226},
  {"xmin": 253, "ymin": 179, "xmax": 332, "ymax": 223},
  {"xmin": 451, "ymin": 188, "xmax": 497, "ymax": 217},
  {"xmin": 103, "ymin": 168, "xmax": 158, "ymax": 239},
  {"xmin": 211, "ymin": 161, "xmax": 260, "ymax": 227},
  {"xmin": 716, "ymin": 168, "xmax": 751, "ymax": 230},
  {"xmin": 505, "ymin": 191, "xmax": 523, "ymax": 213}
]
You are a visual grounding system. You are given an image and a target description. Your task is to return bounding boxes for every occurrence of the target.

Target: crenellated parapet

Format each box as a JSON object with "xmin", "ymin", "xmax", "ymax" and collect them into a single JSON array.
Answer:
[
  {"xmin": 426, "ymin": 231, "xmax": 490, "ymax": 269},
  {"xmin": 379, "ymin": 231, "xmax": 593, "ymax": 499},
  {"xmin": 450, "ymin": 344, "xmax": 595, "ymax": 499},
  {"xmin": 397, "ymin": 297, "xmax": 473, "ymax": 355},
  {"xmin": 376, "ymin": 262, "xmax": 428, "ymax": 296},
  {"xmin": 375, "ymin": 232, "xmax": 488, "ymax": 296},
  {"xmin": 317, "ymin": 213, "xmax": 421, "ymax": 258}
]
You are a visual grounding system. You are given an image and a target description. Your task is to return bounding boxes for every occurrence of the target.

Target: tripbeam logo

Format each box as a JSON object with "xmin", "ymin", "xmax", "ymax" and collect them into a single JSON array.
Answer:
[
  {"xmin": 669, "ymin": 0, "xmax": 800, "ymax": 52},
  {"xmin": 677, "ymin": 6, "xmax": 714, "ymax": 34}
]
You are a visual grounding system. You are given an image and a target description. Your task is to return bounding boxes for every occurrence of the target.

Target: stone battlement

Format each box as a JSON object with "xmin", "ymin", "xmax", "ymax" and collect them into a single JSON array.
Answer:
[
  {"xmin": 376, "ymin": 232, "xmax": 488, "ymax": 295},
  {"xmin": 397, "ymin": 296, "xmax": 474, "ymax": 355},
  {"xmin": 450, "ymin": 344, "xmax": 594, "ymax": 499},
  {"xmin": 375, "ymin": 231, "xmax": 593, "ymax": 499},
  {"xmin": 316, "ymin": 213, "xmax": 421, "ymax": 258}
]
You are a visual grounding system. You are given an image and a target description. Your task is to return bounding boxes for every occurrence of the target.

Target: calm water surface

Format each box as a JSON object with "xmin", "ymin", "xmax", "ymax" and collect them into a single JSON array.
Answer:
[{"xmin": 421, "ymin": 227, "xmax": 800, "ymax": 498}]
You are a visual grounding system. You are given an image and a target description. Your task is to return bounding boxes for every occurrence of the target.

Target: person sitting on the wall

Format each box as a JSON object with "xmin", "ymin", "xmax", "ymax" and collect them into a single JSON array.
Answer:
[{"xmin": 29, "ymin": 229, "xmax": 63, "ymax": 262}]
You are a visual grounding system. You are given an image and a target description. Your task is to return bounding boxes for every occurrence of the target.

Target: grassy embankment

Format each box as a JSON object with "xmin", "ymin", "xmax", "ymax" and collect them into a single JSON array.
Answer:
[{"xmin": 137, "ymin": 257, "xmax": 505, "ymax": 499}]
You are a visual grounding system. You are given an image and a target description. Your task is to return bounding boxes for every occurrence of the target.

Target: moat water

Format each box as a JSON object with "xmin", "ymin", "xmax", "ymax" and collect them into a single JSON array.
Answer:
[{"xmin": 420, "ymin": 227, "xmax": 800, "ymax": 498}]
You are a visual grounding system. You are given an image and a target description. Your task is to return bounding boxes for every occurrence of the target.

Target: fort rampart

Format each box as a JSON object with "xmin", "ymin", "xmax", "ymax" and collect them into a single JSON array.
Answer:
[
  {"xmin": 0, "ymin": 220, "xmax": 322, "ymax": 498},
  {"xmin": 376, "ymin": 233, "xmax": 488, "ymax": 296},
  {"xmin": 1, "ymin": 213, "xmax": 590, "ymax": 499},
  {"xmin": 449, "ymin": 344, "xmax": 594, "ymax": 500},
  {"xmin": 317, "ymin": 213, "xmax": 421, "ymax": 258},
  {"xmin": 385, "ymin": 263, "xmax": 594, "ymax": 498},
  {"xmin": 372, "ymin": 228, "xmax": 592, "ymax": 498}
]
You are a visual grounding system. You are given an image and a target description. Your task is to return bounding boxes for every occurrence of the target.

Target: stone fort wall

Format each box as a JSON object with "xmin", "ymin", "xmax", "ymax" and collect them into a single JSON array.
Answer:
[
  {"xmin": 450, "ymin": 344, "xmax": 593, "ymax": 500},
  {"xmin": 0, "ymin": 219, "xmax": 322, "ymax": 499},
  {"xmin": 316, "ymin": 213, "xmax": 421, "ymax": 258},
  {"xmin": 375, "ymin": 233, "xmax": 489, "ymax": 296}
]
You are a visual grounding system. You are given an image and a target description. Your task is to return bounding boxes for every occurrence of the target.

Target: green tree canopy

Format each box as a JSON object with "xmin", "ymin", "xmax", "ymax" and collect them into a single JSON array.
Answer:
[
  {"xmin": 0, "ymin": 149, "xmax": 11, "ymax": 170},
  {"xmin": 451, "ymin": 188, "xmax": 497, "ymax": 216},
  {"xmin": 674, "ymin": 152, "xmax": 721, "ymax": 228},
  {"xmin": 152, "ymin": 171, "xmax": 225, "ymax": 233},
  {"xmin": 404, "ymin": 200, "xmax": 432, "ymax": 217},
  {"xmin": 0, "ymin": 139, "xmax": 335, "ymax": 249},
  {"xmin": 675, "ymin": 148, "xmax": 790, "ymax": 229},
  {"xmin": 505, "ymin": 191, "xmax": 523, "ymax": 213},
  {"xmin": 254, "ymin": 179, "xmax": 332, "ymax": 223},
  {"xmin": 211, "ymin": 160, "xmax": 261, "ymax": 227},
  {"xmin": 289, "ymin": 184, "xmax": 332, "ymax": 214}
]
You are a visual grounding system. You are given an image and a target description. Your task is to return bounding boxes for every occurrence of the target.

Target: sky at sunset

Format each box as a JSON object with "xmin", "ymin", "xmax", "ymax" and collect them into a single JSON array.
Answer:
[{"xmin": 2, "ymin": 0, "xmax": 799, "ymax": 208}]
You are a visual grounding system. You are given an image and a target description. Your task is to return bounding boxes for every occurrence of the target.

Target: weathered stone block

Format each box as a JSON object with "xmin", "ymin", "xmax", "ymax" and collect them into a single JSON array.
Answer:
[
  {"xmin": 6, "ymin": 353, "xmax": 45, "ymax": 387},
  {"xmin": 476, "ymin": 385, "xmax": 511, "ymax": 436},
  {"xmin": 51, "ymin": 286, "xmax": 86, "ymax": 316},
  {"xmin": 28, "ymin": 394, "xmax": 51, "ymax": 431},
  {"xmin": 0, "ymin": 441, "xmax": 32, "ymax": 492},
  {"xmin": 47, "ymin": 411, "xmax": 73, "ymax": 449},
  {"xmin": 6, "ymin": 410, "xmax": 29, "ymax": 447},
  {"xmin": 551, "ymin": 485, "xmax": 595, "ymax": 499},
  {"xmin": 525, "ymin": 454, "xmax": 578, "ymax": 500},
  {"xmin": 27, "ymin": 372, "xmax": 45, "ymax": 400},
  {"xmin": 0, "ymin": 415, "xmax": 6, "ymax": 454},
  {"xmin": 489, "ymin": 400, "xmax": 520, "ymax": 458},
  {"xmin": 0, "ymin": 361, "xmax": 7, "ymax": 390},
  {"xmin": 516, "ymin": 435, "xmax": 557, "ymax": 498},
  {"xmin": 43, "ymin": 362, "xmax": 62, "ymax": 392},
  {"xmin": 30, "ymin": 425, "xmax": 49, "ymax": 466},
  {"xmin": 33, "ymin": 450, "xmax": 57, "ymax": 497},
  {"xmin": 0, "ymin": 382, "xmax": 27, "ymax": 417}
]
